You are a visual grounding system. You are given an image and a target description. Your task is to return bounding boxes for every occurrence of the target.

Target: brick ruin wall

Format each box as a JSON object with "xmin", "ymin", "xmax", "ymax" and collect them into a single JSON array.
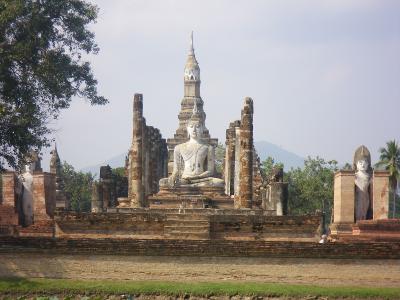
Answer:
[
  {"xmin": 0, "ymin": 171, "xmax": 56, "ymax": 237},
  {"xmin": 0, "ymin": 236, "xmax": 399, "ymax": 259},
  {"xmin": 53, "ymin": 210, "xmax": 321, "ymax": 242}
]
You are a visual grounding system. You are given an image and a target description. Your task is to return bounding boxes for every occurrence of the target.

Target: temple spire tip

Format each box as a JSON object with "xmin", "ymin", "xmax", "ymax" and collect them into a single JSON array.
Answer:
[{"xmin": 189, "ymin": 31, "xmax": 194, "ymax": 55}]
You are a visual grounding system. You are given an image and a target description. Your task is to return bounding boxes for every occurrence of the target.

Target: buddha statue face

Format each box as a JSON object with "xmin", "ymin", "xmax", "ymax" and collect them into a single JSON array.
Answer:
[
  {"xmin": 353, "ymin": 145, "xmax": 372, "ymax": 174},
  {"xmin": 187, "ymin": 120, "xmax": 204, "ymax": 140},
  {"xmin": 356, "ymin": 159, "xmax": 369, "ymax": 172}
]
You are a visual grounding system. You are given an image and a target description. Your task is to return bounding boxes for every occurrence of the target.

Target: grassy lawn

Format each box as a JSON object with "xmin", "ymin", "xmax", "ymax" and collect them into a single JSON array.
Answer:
[{"xmin": 0, "ymin": 277, "xmax": 400, "ymax": 299}]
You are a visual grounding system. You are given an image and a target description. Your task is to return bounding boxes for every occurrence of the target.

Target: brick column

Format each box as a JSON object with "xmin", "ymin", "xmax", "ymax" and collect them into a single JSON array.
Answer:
[
  {"xmin": 91, "ymin": 181, "xmax": 102, "ymax": 212},
  {"xmin": 330, "ymin": 170, "xmax": 355, "ymax": 235},
  {"xmin": 237, "ymin": 97, "xmax": 254, "ymax": 209},
  {"xmin": 268, "ymin": 182, "xmax": 289, "ymax": 216},
  {"xmin": 225, "ymin": 121, "xmax": 238, "ymax": 196},
  {"xmin": 0, "ymin": 172, "xmax": 19, "ymax": 226},
  {"xmin": 373, "ymin": 171, "xmax": 390, "ymax": 220},
  {"xmin": 129, "ymin": 93, "xmax": 144, "ymax": 207},
  {"xmin": 32, "ymin": 172, "xmax": 55, "ymax": 221},
  {"xmin": 2, "ymin": 172, "xmax": 17, "ymax": 207}
]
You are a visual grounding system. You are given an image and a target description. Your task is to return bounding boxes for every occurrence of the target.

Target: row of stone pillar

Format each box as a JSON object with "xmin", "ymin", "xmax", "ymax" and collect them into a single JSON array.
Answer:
[{"xmin": 224, "ymin": 98, "xmax": 254, "ymax": 209}]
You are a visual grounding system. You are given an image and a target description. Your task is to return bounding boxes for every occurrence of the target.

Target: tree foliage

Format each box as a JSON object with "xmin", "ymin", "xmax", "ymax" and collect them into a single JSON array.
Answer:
[
  {"xmin": 261, "ymin": 156, "xmax": 284, "ymax": 181},
  {"xmin": 0, "ymin": 0, "xmax": 107, "ymax": 170},
  {"xmin": 286, "ymin": 157, "xmax": 338, "ymax": 225},
  {"xmin": 61, "ymin": 161, "xmax": 93, "ymax": 212},
  {"xmin": 376, "ymin": 140, "xmax": 400, "ymax": 218}
]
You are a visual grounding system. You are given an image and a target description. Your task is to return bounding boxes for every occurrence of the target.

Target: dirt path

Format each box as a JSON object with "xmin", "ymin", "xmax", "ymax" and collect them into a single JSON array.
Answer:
[{"xmin": 1, "ymin": 253, "xmax": 399, "ymax": 287}]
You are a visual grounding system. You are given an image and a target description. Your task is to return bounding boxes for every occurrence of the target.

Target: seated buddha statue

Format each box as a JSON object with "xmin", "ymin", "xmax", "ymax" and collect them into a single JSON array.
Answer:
[{"xmin": 159, "ymin": 104, "xmax": 224, "ymax": 188}]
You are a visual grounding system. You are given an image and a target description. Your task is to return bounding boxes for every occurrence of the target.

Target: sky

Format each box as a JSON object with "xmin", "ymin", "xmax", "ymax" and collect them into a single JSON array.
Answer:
[{"xmin": 42, "ymin": 0, "xmax": 400, "ymax": 171}]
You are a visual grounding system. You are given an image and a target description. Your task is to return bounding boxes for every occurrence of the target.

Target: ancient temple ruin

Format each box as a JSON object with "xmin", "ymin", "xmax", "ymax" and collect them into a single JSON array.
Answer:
[
  {"xmin": 88, "ymin": 33, "xmax": 279, "ymax": 213},
  {"xmin": 329, "ymin": 145, "xmax": 399, "ymax": 241},
  {"xmin": 6, "ymin": 34, "xmax": 396, "ymax": 243}
]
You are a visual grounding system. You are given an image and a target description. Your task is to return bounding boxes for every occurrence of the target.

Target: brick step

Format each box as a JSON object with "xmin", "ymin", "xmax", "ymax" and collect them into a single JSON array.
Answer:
[
  {"xmin": 165, "ymin": 220, "xmax": 209, "ymax": 226},
  {"xmin": 164, "ymin": 232, "xmax": 210, "ymax": 240},
  {"xmin": 166, "ymin": 214, "xmax": 209, "ymax": 221},
  {"xmin": 165, "ymin": 227, "xmax": 209, "ymax": 234}
]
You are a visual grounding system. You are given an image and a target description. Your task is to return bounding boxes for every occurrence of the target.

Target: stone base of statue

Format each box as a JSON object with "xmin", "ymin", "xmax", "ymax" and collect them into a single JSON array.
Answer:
[
  {"xmin": 330, "ymin": 219, "xmax": 400, "ymax": 242},
  {"xmin": 329, "ymin": 222, "xmax": 354, "ymax": 237},
  {"xmin": 117, "ymin": 197, "xmax": 131, "ymax": 208},
  {"xmin": 148, "ymin": 185, "xmax": 233, "ymax": 209}
]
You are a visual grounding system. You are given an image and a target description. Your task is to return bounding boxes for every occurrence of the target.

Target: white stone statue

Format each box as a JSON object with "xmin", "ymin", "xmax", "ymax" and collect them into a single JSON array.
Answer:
[
  {"xmin": 353, "ymin": 145, "xmax": 372, "ymax": 221},
  {"xmin": 159, "ymin": 103, "xmax": 224, "ymax": 188},
  {"xmin": 20, "ymin": 160, "xmax": 35, "ymax": 226}
]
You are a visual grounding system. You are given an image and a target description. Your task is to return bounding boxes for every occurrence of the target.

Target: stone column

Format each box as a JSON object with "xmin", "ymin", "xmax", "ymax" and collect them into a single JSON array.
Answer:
[
  {"xmin": 32, "ymin": 172, "xmax": 56, "ymax": 221},
  {"xmin": 91, "ymin": 181, "xmax": 102, "ymax": 212},
  {"xmin": 1, "ymin": 172, "xmax": 17, "ymax": 207},
  {"xmin": 161, "ymin": 139, "xmax": 168, "ymax": 178},
  {"xmin": 0, "ymin": 172, "xmax": 19, "ymax": 227},
  {"xmin": 237, "ymin": 97, "xmax": 254, "ymax": 209},
  {"xmin": 330, "ymin": 170, "xmax": 355, "ymax": 235},
  {"xmin": 100, "ymin": 165, "xmax": 115, "ymax": 209},
  {"xmin": 225, "ymin": 122, "xmax": 237, "ymax": 196},
  {"xmin": 252, "ymin": 149, "xmax": 264, "ymax": 207},
  {"xmin": 373, "ymin": 171, "xmax": 390, "ymax": 220},
  {"xmin": 267, "ymin": 182, "xmax": 288, "ymax": 216},
  {"xmin": 130, "ymin": 93, "xmax": 144, "ymax": 207}
]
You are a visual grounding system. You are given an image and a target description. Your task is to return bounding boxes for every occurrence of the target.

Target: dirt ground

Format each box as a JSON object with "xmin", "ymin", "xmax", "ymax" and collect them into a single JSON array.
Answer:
[{"xmin": 1, "ymin": 253, "xmax": 399, "ymax": 288}]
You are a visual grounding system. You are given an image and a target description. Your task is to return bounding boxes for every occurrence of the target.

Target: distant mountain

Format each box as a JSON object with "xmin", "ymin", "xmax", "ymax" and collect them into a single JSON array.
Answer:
[
  {"xmin": 81, "ymin": 140, "xmax": 305, "ymax": 175},
  {"xmin": 254, "ymin": 141, "xmax": 304, "ymax": 170}
]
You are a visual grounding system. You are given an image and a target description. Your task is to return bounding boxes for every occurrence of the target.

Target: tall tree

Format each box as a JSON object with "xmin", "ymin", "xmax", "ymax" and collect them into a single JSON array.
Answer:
[
  {"xmin": 286, "ymin": 157, "xmax": 338, "ymax": 228},
  {"xmin": 376, "ymin": 140, "xmax": 400, "ymax": 218},
  {"xmin": 0, "ymin": 0, "xmax": 107, "ymax": 170},
  {"xmin": 61, "ymin": 161, "xmax": 93, "ymax": 212}
]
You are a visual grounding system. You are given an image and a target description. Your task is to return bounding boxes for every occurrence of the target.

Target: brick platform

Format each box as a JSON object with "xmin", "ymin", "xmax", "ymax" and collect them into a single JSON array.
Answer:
[
  {"xmin": 333, "ymin": 219, "xmax": 400, "ymax": 242},
  {"xmin": 53, "ymin": 209, "xmax": 321, "ymax": 242},
  {"xmin": 0, "ymin": 237, "xmax": 399, "ymax": 259}
]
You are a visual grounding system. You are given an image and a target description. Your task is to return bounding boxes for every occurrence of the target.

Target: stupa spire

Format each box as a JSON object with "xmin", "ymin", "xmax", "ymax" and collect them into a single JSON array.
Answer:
[
  {"xmin": 184, "ymin": 31, "xmax": 200, "ymax": 83},
  {"xmin": 189, "ymin": 31, "xmax": 194, "ymax": 55}
]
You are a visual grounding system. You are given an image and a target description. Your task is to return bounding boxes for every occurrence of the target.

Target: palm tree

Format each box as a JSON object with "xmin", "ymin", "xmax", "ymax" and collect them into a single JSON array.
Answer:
[{"xmin": 377, "ymin": 140, "xmax": 400, "ymax": 218}]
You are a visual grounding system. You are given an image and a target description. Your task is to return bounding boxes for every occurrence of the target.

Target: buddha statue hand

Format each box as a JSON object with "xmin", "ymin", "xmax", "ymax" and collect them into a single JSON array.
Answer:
[{"xmin": 168, "ymin": 172, "xmax": 179, "ymax": 188}]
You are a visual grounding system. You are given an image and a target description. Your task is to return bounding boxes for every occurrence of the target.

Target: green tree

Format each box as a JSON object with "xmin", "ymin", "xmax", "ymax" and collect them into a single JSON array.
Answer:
[
  {"xmin": 342, "ymin": 162, "xmax": 352, "ymax": 170},
  {"xmin": 286, "ymin": 157, "xmax": 338, "ymax": 228},
  {"xmin": 61, "ymin": 161, "xmax": 94, "ymax": 212},
  {"xmin": 376, "ymin": 140, "xmax": 400, "ymax": 218},
  {"xmin": 112, "ymin": 166, "xmax": 128, "ymax": 198},
  {"xmin": 0, "ymin": 0, "xmax": 107, "ymax": 170},
  {"xmin": 261, "ymin": 156, "xmax": 284, "ymax": 180}
]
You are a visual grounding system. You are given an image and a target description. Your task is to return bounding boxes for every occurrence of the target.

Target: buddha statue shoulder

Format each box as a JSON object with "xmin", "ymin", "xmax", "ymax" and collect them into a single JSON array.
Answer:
[{"xmin": 159, "ymin": 103, "xmax": 224, "ymax": 188}]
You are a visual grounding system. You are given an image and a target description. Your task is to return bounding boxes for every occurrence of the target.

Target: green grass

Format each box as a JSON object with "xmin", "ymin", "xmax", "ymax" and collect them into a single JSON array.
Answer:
[{"xmin": 0, "ymin": 277, "xmax": 399, "ymax": 299}]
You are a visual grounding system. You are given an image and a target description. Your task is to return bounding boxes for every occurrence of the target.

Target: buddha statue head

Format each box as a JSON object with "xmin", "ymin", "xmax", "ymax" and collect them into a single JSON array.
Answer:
[
  {"xmin": 23, "ymin": 150, "xmax": 42, "ymax": 174},
  {"xmin": 187, "ymin": 101, "xmax": 204, "ymax": 141},
  {"xmin": 353, "ymin": 145, "xmax": 372, "ymax": 174}
]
